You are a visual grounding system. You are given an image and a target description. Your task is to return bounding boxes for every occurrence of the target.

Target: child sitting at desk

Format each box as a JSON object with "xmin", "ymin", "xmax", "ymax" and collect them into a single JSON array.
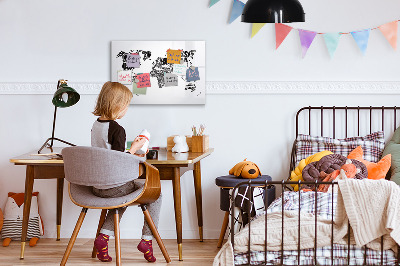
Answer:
[{"xmin": 91, "ymin": 81, "xmax": 162, "ymax": 263}]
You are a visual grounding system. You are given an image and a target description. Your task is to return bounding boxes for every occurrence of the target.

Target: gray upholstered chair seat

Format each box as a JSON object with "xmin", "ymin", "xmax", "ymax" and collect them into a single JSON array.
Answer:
[{"xmin": 69, "ymin": 180, "xmax": 145, "ymax": 208}]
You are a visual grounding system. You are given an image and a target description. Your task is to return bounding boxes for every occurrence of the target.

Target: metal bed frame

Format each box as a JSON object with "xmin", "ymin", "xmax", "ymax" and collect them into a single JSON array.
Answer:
[{"xmin": 230, "ymin": 106, "xmax": 400, "ymax": 266}]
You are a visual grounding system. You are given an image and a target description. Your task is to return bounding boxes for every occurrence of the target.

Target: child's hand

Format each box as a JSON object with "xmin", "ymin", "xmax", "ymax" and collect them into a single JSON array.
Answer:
[
  {"xmin": 129, "ymin": 137, "xmax": 147, "ymax": 155},
  {"xmin": 134, "ymin": 149, "xmax": 149, "ymax": 157}
]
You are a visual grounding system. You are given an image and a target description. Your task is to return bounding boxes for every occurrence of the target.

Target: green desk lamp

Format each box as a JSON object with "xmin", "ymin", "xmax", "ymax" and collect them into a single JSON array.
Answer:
[{"xmin": 38, "ymin": 79, "xmax": 80, "ymax": 154}]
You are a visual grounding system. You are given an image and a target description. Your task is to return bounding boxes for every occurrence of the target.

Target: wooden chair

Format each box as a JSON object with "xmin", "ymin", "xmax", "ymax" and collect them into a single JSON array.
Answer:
[{"xmin": 60, "ymin": 146, "xmax": 171, "ymax": 265}]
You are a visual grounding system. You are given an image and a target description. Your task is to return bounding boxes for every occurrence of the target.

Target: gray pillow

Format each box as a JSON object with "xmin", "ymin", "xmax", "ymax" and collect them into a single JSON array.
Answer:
[{"xmin": 382, "ymin": 126, "xmax": 400, "ymax": 184}]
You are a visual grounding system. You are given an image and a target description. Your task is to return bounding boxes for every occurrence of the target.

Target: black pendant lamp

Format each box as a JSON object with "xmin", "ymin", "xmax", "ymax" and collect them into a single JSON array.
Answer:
[{"xmin": 242, "ymin": 0, "xmax": 305, "ymax": 23}]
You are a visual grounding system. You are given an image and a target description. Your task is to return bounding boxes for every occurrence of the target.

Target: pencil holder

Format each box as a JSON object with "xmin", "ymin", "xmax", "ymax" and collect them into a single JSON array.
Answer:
[{"xmin": 191, "ymin": 135, "xmax": 209, "ymax": 153}]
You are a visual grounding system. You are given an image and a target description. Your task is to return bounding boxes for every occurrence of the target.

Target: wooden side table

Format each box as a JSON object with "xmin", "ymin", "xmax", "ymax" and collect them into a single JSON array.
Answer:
[{"xmin": 215, "ymin": 175, "xmax": 275, "ymax": 248}]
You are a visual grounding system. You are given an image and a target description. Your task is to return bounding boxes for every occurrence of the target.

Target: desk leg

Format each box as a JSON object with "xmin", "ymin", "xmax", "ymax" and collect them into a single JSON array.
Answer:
[
  {"xmin": 56, "ymin": 178, "xmax": 64, "ymax": 241},
  {"xmin": 20, "ymin": 165, "xmax": 34, "ymax": 259},
  {"xmin": 193, "ymin": 161, "xmax": 203, "ymax": 242},
  {"xmin": 172, "ymin": 167, "xmax": 183, "ymax": 261}
]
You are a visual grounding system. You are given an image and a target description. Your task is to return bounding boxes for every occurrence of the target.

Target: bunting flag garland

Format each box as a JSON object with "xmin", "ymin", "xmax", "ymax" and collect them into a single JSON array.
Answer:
[
  {"xmin": 209, "ymin": 0, "xmax": 220, "ymax": 7},
  {"xmin": 351, "ymin": 29, "xmax": 370, "ymax": 55},
  {"xmin": 378, "ymin": 21, "xmax": 398, "ymax": 50},
  {"xmin": 323, "ymin": 33, "xmax": 341, "ymax": 58},
  {"xmin": 298, "ymin": 30, "xmax": 317, "ymax": 58},
  {"xmin": 275, "ymin": 23, "xmax": 293, "ymax": 49},
  {"xmin": 207, "ymin": 3, "xmax": 400, "ymax": 57},
  {"xmin": 251, "ymin": 23, "xmax": 266, "ymax": 38},
  {"xmin": 229, "ymin": 0, "xmax": 245, "ymax": 24}
]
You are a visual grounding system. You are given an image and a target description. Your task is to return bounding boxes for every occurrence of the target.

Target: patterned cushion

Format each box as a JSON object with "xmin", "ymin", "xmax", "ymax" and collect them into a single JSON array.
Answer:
[{"xmin": 295, "ymin": 131, "xmax": 385, "ymax": 166}]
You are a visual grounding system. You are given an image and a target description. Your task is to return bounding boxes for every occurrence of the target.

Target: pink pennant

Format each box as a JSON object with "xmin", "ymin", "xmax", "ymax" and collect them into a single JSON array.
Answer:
[
  {"xmin": 378, "ymin": 21, "xmax": 398, "ymax": 50},
  {"xmin": 298, "ymin": 29, "xmax": 317, "ymax": 58},
  {"xmin": 275, "ymin": 24, "xmax": 293, "ymax": 49}
]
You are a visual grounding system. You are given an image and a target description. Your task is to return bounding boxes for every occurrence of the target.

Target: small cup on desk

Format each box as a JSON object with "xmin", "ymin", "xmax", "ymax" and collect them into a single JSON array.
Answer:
[{"xmin": 146, "ymin": 150, "xmax": 158, "ymax": 160}]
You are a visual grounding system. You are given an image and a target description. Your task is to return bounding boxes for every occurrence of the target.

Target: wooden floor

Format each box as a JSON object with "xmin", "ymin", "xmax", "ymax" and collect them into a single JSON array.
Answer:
[{"xmin": 0, "ymin": 239, "xmax": 221, "ymax": 265}]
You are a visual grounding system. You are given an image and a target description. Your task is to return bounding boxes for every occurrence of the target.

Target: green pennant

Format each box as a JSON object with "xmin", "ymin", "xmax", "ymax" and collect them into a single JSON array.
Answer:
[{"xmin": 209, "ymin": 0, "xmax": 221, "ymax": 7}]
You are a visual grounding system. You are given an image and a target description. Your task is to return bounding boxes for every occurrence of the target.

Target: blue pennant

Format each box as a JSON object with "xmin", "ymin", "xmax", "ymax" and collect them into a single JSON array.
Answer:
[
  {"xmin": 229, "ymin": 0, "xmax": 245, "ymax": 24},
  {"xmin": 351, "ymin": 29, "xmax": 371, "ymax": 55}
]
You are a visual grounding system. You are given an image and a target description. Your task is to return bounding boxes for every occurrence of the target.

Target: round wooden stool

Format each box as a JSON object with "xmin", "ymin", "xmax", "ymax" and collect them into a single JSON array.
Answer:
[{"xmin": 215, "ymin": 175, "xmax": 275, "ymax": 248}]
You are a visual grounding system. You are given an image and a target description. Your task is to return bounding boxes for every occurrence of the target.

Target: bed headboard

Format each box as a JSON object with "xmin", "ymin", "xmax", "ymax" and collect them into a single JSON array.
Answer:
[{"xmin": 290, "ymin": 106, "xmax": 400, "ymax": 179}]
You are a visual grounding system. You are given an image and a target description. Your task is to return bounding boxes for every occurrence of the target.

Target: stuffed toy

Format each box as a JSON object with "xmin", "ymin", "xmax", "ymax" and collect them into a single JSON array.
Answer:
[
  {"xmin": 172, "ymin": 135, "xmax": 189, "ymax": 153},
  {"xmin": 289, "ymin": 150, "xmax": 333, "ymax": 191},
  {"xmin": 1, "ymin": 192, "xmax": 44, "ymax": 247},
  {"xmin": 348, "ymin": 146, "xmax": 391, "ymax": 180},
  {"xmin": 229, "ymin": 159, "xmax": 261, "ymax": 179}
]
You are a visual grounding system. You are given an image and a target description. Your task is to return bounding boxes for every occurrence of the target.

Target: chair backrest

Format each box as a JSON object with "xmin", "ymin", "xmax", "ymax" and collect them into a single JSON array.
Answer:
[{"xmin": 62, "ymin": 146, "xmax": 145, "ymax": 187}]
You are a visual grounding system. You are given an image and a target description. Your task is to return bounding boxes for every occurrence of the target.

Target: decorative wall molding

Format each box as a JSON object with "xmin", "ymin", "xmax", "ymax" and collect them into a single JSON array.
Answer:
[{"xmin": 1, "ymin": 81, "xmax": 400, "ymax": 95}]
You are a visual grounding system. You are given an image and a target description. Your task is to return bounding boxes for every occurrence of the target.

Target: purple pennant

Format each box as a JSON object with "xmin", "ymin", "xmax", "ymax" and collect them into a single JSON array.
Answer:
[{"xmin": 298, "ymin": 29, "xmax": 318, "ymax": 58}]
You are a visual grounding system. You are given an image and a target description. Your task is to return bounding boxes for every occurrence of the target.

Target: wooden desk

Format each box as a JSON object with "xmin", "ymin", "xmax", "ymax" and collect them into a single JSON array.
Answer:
[{"xmin": 10, "ymin": 147, "xmax": 213, "ymax": 261}]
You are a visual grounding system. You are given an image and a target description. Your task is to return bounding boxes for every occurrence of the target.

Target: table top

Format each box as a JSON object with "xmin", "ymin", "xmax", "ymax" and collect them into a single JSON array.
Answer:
[{"xmin": 10, "ymin": 147, "xmax": 214, "ymax": 166}]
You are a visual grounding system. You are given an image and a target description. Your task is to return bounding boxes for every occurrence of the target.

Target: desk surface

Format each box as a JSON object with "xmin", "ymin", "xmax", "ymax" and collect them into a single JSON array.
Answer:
[{"xmin": 10, "ymin": 147, "xmax": 214, "ymax": 165}]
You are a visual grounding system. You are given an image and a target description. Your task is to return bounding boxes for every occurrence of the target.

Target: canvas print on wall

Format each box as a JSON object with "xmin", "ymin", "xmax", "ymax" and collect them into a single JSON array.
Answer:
[{"xmin": 111, "ymin": 41, "xmax": 205, "ymax": 104}]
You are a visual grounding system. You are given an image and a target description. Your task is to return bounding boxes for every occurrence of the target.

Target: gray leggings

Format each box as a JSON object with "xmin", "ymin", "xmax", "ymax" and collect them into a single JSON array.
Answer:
[{"xmin": 92, "ymin": 180, "xmax": 162, "ymax": 240}]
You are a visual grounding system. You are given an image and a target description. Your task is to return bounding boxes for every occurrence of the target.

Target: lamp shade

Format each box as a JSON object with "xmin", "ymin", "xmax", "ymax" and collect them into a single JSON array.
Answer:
[
  {"xmin": 241, "ymin": 0, "xmax": 305, "ymax": 23},
  {"xmin": 52, "ymin": 84, "xmax": 80, "ymax": 108}
]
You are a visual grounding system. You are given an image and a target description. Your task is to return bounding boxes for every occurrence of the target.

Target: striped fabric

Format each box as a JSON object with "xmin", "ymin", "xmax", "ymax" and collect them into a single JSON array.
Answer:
[
  {"xmin": 294, "ymin": 131, "xmax": 385, "ymax": 167},
  {"xmin": 235, "ymin": 245, "xmax": 397, "ymax": 265},
  {"xmin": 1, "ymin": 217, "xmax": 41, "ymax": 240},
  {"xmin": 234, "ymin": 191, "xmax": 397, "ymax": 265}
]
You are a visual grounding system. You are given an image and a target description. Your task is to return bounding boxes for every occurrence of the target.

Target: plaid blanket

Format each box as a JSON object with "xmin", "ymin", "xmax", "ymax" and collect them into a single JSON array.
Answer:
[{"xmin": 234, "ymin": 191, "xmax": 397, "ymax": 265}]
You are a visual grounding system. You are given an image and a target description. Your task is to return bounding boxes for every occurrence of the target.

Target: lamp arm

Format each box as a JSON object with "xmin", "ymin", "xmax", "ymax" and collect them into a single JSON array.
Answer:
[
  {"xmin": 50, "ymin": 105, "xmax": 57, "ymax": 148},
  {"xmin": 50, "ymin": 79, "xmax": 61, "ymax": 148}
]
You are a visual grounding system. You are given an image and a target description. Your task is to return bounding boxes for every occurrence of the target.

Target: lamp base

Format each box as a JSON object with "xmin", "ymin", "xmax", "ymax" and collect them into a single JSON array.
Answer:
[{"xmin": 38, "ymin": 137, "xmax": 76, "ymax": 154}]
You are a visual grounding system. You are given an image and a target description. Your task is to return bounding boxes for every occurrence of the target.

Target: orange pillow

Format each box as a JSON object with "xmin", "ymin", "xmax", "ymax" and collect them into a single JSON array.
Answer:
[{"xmin": 347, "ymin": 146, "xmax": 391, "ymax": 180}]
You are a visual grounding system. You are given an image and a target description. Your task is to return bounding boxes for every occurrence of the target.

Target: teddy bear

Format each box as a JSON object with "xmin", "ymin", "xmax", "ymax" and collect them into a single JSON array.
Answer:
[
  {"xmin": 1, "ymin": 192, "xmax": 44, "ymax": 247},
  {"xmin": 229, "ymin": 159, "xmax": 261, "ymax": 179},
  {"xmin": 172, "ymin": 135, "xmax": 189, "ymax": 153}
]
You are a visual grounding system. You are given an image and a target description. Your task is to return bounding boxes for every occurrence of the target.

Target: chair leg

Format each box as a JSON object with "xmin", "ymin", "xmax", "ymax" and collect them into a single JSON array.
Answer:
[
  {"xmin": 91, "ymin": 209, "xmax": 108, "ymax": 258},
  {"xmin": 141, "ymin": 205, "xmax": 171, "ymax": 263},
  {"xmin": 217, "ymin": 211, "xmax": 230, "ymax": 248},
  {"xmin": 114, "ymin": 209, "xmax": 121, "ymax": 266},
  {"xmin": 60, "ymin": 208, "xmax": 88, "ymax": 266}
]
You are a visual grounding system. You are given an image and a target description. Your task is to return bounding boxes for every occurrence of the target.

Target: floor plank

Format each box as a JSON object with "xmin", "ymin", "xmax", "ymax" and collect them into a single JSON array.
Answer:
[{"xmin": 0, "ymin": 239, "xmax": 221, "ymax": 265}]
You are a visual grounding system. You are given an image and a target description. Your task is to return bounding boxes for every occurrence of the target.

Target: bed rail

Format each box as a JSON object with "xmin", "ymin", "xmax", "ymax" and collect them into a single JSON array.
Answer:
[
  {"xmin": 289, "ymin": 106, "xmax": 400, "ymax": 182},
  {"xmin": 230, "ymin": 180, "xmax": 400, "ymax": 266}
]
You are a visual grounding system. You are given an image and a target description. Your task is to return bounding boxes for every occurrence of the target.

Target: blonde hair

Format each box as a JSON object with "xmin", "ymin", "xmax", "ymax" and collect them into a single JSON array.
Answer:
[{"xmin": 93, "ymin": 82, "xmax": 133, "ymax": 120}]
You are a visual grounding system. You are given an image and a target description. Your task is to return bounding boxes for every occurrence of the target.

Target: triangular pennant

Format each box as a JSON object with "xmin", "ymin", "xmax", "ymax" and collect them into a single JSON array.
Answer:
[
  {"xmin": 323, "ymin": 33, "xmax": 341, "ymax": 58},
  {"xmin": 298, "ymin": 29, "xmax": 317, "ymax": 58},
  {"xmin": 251, "ymin": 23, "xmax": 266, "ymax": 38},
  {"xmin": 351, "ymin": 29, "xmax": 370, "ymax": 55},
  {"xmin": 378, "ymin": 21, "xmax": 398, "ymax": 50},
  {"xmin": 275, "ymin": 23, "xmax": 293, "ymax": 49},
  {"xmin": 229, "ymin": 0, "xmax": 245, "ymax": 24},
  {"xmin": 209, "ymin": 0, "xmax": 220, "ymax": 7}
]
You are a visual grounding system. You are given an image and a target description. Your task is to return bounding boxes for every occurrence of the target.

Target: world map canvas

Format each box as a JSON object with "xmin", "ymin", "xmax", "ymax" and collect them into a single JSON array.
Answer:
[{"xmin": 111, "ymin": 41, "xmax": 205, "ymax": 104}]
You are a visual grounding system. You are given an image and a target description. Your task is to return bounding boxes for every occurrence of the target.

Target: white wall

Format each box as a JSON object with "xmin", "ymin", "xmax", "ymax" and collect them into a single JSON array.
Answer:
[{"xmin": 1, "ymin": 0, "xmax": 400, "ymax": 239}]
